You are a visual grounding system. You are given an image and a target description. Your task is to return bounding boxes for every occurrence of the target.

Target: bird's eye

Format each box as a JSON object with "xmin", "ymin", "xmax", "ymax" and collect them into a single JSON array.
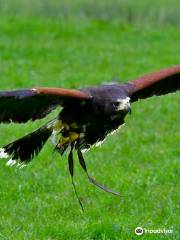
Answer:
[{"xmin": 113, "ymin": 102, "xmax": 120, "ymax": 108}]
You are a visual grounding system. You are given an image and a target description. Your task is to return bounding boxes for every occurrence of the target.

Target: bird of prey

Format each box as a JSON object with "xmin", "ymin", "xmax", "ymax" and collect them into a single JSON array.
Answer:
[{"xmin": 0, "ymin": 65, "xmax": 179, "ymax": 209}]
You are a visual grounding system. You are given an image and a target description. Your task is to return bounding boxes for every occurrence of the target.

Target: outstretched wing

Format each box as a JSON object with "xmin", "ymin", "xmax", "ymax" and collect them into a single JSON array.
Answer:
[
  {"xmin": 0, "ymin": 87, "xmax": 91, "ymax": 123},
  {"xmin": 128, "ymin": 66, "xmax": 180, "ymax": 102}
]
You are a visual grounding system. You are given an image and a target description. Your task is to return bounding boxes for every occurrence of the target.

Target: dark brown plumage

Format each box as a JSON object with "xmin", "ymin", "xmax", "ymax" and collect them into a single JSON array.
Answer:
[{"xmin": 0, "ymin": 65, "xmax": 179, "ymax": 209}]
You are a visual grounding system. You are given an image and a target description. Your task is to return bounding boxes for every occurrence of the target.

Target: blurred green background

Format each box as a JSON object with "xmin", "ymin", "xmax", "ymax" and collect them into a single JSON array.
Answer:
[{"xmin": 0, "ymin": 0, "xmax": 179, "ymax": 239}]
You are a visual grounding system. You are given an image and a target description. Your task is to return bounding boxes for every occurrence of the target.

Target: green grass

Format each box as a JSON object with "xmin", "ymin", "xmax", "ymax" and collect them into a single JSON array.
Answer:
[{"xmin": 0, "ymin": 1, "xmax": 179, "ymax": 239}]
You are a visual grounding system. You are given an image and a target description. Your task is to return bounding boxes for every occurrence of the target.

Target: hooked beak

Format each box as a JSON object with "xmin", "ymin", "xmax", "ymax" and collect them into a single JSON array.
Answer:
[{"xmin": 127, "ymin": 105, "xmax": 131, "ymax": 115}]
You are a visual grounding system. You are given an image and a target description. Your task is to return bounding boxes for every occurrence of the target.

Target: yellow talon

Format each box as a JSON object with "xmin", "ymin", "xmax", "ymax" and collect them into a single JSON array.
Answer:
[
  {"xmin": 69, "ymin": 132, "xmax": 79, "ymax": 142},
  {"xmin": 53, "ymin": 120, "xmax": 63, "ymax": 131},
  {"xmin": 53, "ymin": 120, "xmax": 79, "ymax": 133},
  {"xmin": 59, "ymin": 132, "xmax": 79, "ymax": 146},
  {"xmin": 59, "ymin": 136, "xmax": 69, "ymax": 145}
]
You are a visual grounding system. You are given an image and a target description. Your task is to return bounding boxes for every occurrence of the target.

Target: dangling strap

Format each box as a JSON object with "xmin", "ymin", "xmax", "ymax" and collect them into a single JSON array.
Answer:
[
  {"xmin": 68, "ymin": 143, "xmax": 84, "ymax": 212},
  {"xmin": 77, "ymin": 147, "xmax": 120, "ymax": 196}
]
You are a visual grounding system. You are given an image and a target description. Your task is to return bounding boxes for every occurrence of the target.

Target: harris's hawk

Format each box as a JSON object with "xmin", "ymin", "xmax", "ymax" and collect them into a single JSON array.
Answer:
[{"xmin": 0, "ymin": 65, "xmax": 179, "ymax": 209}]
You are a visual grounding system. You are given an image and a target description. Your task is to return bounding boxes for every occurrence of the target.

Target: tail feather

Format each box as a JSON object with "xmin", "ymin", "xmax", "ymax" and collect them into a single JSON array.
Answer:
[{"xmin": 1, "ymin": 125, "xmax": 52, "ymax": 165}]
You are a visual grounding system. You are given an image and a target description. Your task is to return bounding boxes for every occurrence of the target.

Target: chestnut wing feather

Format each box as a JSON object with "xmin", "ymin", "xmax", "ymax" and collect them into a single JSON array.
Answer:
[
  {"xmin": 128, "ymin": 66, "xmax": 180, "ymax": 102},
  {"xmin": 0, "ymin": 87, "xmax": 91, "ymax": 123}
]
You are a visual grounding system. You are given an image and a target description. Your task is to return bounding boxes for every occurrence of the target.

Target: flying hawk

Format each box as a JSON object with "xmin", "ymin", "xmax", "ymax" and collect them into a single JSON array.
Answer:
[{"xmin": 0, "ymin": 65, "xmax": 179, "ymax": 209}]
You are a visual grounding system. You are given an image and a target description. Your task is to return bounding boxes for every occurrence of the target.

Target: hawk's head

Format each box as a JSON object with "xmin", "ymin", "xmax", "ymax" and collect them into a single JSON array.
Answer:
[{"xmin": 112, "ymin": 97, "xmax": 131, "ymax": 114}]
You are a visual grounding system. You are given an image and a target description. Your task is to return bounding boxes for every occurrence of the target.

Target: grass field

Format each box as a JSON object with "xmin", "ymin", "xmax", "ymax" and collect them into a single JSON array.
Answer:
[{"xmin": 0, "ymin": 1, "xmax": 179, "ymax": 239}]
